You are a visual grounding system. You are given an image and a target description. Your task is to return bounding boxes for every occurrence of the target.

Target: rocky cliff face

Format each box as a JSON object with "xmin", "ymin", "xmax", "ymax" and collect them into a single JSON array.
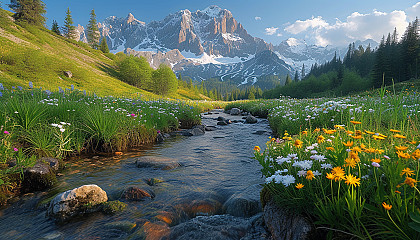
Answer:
[{"xmin": 90, "ymin": 6, "xmax": 271, "ymax": 58}]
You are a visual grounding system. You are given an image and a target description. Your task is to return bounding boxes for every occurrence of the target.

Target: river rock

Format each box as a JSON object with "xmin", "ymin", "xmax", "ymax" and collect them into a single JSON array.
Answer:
[
  {"xmin": 224, "ymin": 184, "xmax": 262, "ymax": 218},
  {"xmin": 245, "ymin": 115, "xmax": 258, "ymax": 124},
  {"xmin": 135, "ymin": 156, "xmax": 181, "ymax": 170},
  {"xmin": 264, "ymin": 199, "xmax": 312, "ymax": 240},
  {"xmin": 104, "ymin": 221, "xmax": 137, "ymax": 233},
  {"xmin": 156, "ymin": 133, "xmax": 164, "ymax": 143},
  {"xmin": 241, "ymin": 112, "xmax": 249, "ymax": 116},
  {"xmin": 230, "ymin": 108, "xmax": 241, "ymax": 115},
  {"xmin": 23, "ymin": 161, "xmax": 57, "ymax": 192},
  {"xmin": 169, "ymin": 214, "xmax": 267, "ymax": 240},
  {"xmin": 121, "ymin": 186, "xmax": 155, "ymax": 201},
  {"xmin": 47, "ymin": 184, "xmax": 108, "ymax": 222},
  {"xmin": 130, "ymin": 221, "xmax": 170, "ymax": 240},
  {"xmin": 217, "ymin": 121, "xmax": 228, "ymax": 126},
  {"xmin": 216, "ymin": 116, "xmax": 225, "ymax": 121},
  {"xmin": 204, "ymin": 126, "xmax": 217, "ymax": 131}
]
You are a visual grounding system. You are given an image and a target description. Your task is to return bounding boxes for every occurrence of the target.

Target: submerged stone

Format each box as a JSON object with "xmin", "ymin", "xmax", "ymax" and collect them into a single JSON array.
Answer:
[
  {"xmin": 120, "ymin": 186, "xmax": 155, "ymax": 201},
  {"xmin": 101, "ymin": 200, "xmax": 127, "ymax": 214}
]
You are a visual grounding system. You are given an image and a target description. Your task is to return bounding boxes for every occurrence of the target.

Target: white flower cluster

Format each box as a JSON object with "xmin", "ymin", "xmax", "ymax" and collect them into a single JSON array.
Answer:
[
  {"xmin": 266, "ymin": 174, "xmax": 296, "ymax": 187},
  {"xmin": 292, "ymin": 160, "xmax": 313, "ymax": 170},
  {"xmin": 51, "ymin": 122, "xmax": 71, "ymax": 132}
]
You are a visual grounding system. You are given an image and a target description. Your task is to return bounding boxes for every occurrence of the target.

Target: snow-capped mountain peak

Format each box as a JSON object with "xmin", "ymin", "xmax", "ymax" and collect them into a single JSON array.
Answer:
[
  {"xmin": 126, "ymin": 13, "xmax": 145, "ymax": 25},
  {"xmin": 202, "ymin": 5, "xmax": 223, "ymax": 18}
]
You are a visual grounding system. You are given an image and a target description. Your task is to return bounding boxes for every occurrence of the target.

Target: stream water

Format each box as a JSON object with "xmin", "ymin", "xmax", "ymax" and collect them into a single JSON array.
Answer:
[{"xmin": 0, "ymin": 110, "xmax": 272, "ymax": 240}]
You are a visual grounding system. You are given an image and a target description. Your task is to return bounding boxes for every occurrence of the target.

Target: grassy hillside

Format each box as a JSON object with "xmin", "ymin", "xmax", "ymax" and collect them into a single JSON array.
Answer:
[{"xmin": 0, "ymin": 8, "xmax": 205, "ymax": 99}]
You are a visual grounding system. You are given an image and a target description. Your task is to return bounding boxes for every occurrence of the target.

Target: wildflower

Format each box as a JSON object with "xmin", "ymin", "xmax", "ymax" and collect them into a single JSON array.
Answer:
[
  {"xmin": 253, "ymin": 146, "xmax": 260, "ymax": 152},
  {"xmin": 331, "ymin": 167, "xmax": 345, "ymax": 181},
  {"xmin": 401, "ymin": 168, "xmax": 415, "ymax": 177},
  {"xmin": 350, "ymin": 120, "xmax": 362, "ymax": 125},
  {"xmin": 343, "ymin": 141, "xmax": 354, "ymax": 147},
  {"xmin": 297, "ymin": 170, "xmax": 307, "ymax": 177},
  {"xmin": 301, "ymin": 130, "xmax": 308, "ymax": 135},
  {"xmin": 396, "ymin": 150, "xmax": 411, "ymax": 159},
  {"xmin": 295, "ymin": 183, "xmax": 304, "ymax": 189},
  {"xmin": 334, "ymin": 125, "xmax": 345, "ymax": 130},
  {"xmin": 317, "ymin": 135, "xmax": 325, "ymax": 144},
  {"xmin": 3, "ymin": 131, "xmax": 9, "ymax": 134},
  {"xmin": 60, "ymin": 128, "xmax": 65, "ymax": 133},
  {"xmin": 306, "ymin": 170, "xmax": 315, "ymax": 180},
  {"xmin": 287, "ymin": 153, "xmax": 298, "ymax": 159},
  {"xmin": 326, "ymin": 173, "xmax": 335, "ymax": 180},
  {"xmin": 384, "ymin": 155, "xmax": 390, "ymax": 160},
  {"xmin": 365, "ymin": 130, "xmax": 375, "ymax": 134},
  {"xmin": 313, "ymin": 128, "xmax": 320, "ymax": 132},
  {"xmin": 382, "ymin": 202, "xmax": 392, "ymax": 210},
  {"xmin": 310, "ymin": 150, "xmax": 318, "ymax": 154},
  {"xmin": 408, "ymin": 140, "xmax": 417, "ymax": 145},
  {"xmin": 28, "ymin": 81, "xmax": 33, "ymax": 89},
  {"xmin": 346, "ymin": 130, "xmax": 354, "ymax": 135},
  {"xmin": 412, "ymin": 149, "xmax": 420, "ymax": 159},
  {"xmin": 364, "ymin": 148, "xmax": 376, "ymax": 153},
  {"xmin": 13, "ymin": 148, "xmax": 18, "ymax": 152},
  {"xmin": 326, "ymin": 147, "xmax": 335, "ymax": 151},
  {"xmin": 351, "ymin": 135, "xmax": 363, "ymax": 139},
  {"xmin": 372, "ymin": 135, "xmax": 385, "ymax": 140},
  {"xmin": 395, "ymin": 146, "xmax": 409, "ymax": 151},
  {"xmin": 344, "ymin": 158, "xmax": 357, "ymax": 168},
  {"xmin": 352, "ymin": 146, "xmax": 362, "ymax": 153},
  {"xmin": 390, "ymin": 129, "xmax": 401, "ymax": 133},
  {"xmin": 375, "ymin": 149, "xmax": 385, "ymax": 154},
  {"xmin": 404, "ymin": 177, "xmax": 417, "ymax": 187},
  {"xmin": 321, "ymin": 163, "xmax": 332, "ymax": 169},
  {"xmin": 294, "ymin": 139, "xmax": 303, "ymax": 148},
  {"xmin": 345, "ymin": 174, "xmax": 361, "ymax": 187},
  {"xmin": 394, "ymin": 134, "xmax": 407, "ymax": 139},
  {"xmin": 323, "ymin": 129, "xmax": 336, "ymax": 134},
  {"xmin": 395, "ymin": 190, "xmax": 401, "ymax": 194},
  {"xmin": 372, "ymin": 162, "xmax": 380, "ymax": 168},
  {"xmin": 371, "ymin": 158, "xmax": 381, "ymax": 163}
]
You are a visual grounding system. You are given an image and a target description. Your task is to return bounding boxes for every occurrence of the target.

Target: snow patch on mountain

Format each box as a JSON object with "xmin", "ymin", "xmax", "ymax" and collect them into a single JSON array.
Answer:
[
  {"xmin": 222, "ymin": 33, "xmax": 243, "ymax": 42},
  {"xmin": 202, "ymin": 5, "xmax": 223, "ymax": 18}
]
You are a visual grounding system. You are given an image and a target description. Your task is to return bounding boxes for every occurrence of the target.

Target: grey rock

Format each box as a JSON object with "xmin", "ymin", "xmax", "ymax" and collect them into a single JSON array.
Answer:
[
  {"xmin": 39, "ymin": 157, "xmax": 60, "ymax": 172},
  {"xmin": 241, "ymin": 112, "xmax": 249, "ymax": 116},
  {"xmin": 245, "ymin": 115, "xmax": 258, "ymax": 124},
  {"xmin": 47, "ymin": 184, "xmax": 108, "ymax": 222},
  {"xmin": 230, "ymin": 108, "xmax": 241, "ymax": 115},
  {"xmin": 216, "ymin": 116, "xmax": 225, "ymax": 121},
  {"xmin": 205, "ymin": 126, "xmax": 217, "ymax": 131},
  {"xmin": 135, "ymin": 156, "xmax": 181, "ymax": 170},
  {"xmin": 217, "ymin": 121, "xmax": 228, "ymax": 126},
  {"xmin": 264, "ymin": 199, "xmax": 312, "ymax": 240},
  {"xmin": 156, "ymin": 133, "xmax": 164, "ymax": 143},
  {"xmin": 169, "ymin": 214, "xmax": 268, "ymax": 240},
  {"xmin": 23, "ymin": 161, "xmax": 57, "ymax": 192},
  {"xmin": 121, "ymin": 186, "xmax": 155, "ymax": 201},
  {"xmin": 63, "ymin": 71, "xmax": 72, "ymax": 78},
  {"xmin": 192, "ymin": 125, "xmax": 206, "ymax": 132},
  {"xmin": 224, "ymin": 184, "xmax": 262, "ymax": 218},
  {"xmin": 252, "ymin": 130, "xmax": 267, "ymax": 135}
]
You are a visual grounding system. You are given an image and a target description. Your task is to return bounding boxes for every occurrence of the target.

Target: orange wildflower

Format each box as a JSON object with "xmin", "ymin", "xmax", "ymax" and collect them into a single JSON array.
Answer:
[
  {"xmin": 351, "ymin": 135, "xmax": 363, "ymax": 139},
  {"xmin": 317, "ymin": 135, "xmax": 325, "ymax": 144},
  {"xmin": 412, "ymin": 149, "xmax": 420, "ymax": 159},
  {"xmin": 394, "ymin": 134, "xmax": 407, "ymax": 139},
  {"xmin": 396, "ymin": 150, "xmax": 411, "ymax": 159},
  {"xmin": 401, "ymin": 168, "xmax": 415, "ymax": 177},
  {"xmin": 306, "ymin": 170, "xmax": 315, "ymax": 180},
  {"xmin": 326, "ymin": 147, "xmax": 335, "ymax": 151},
  {"xmin": 295, "ymin": 183, "xmax": 304, "ymax": 189},
  {"xmin": 294, "ymin": 139, "xmax": 303, "ymax": 148},
  {"xmin": 390, "ymin": 129, "xmax": 401, "ymax": 133},
  {"xmin": 404, "ymin": 177, "xmax": 417, "ymax": 187},
  {"xmin": 395, "ymin": 146, "xmax": 409, "ymax": 151},
  {"xmin": 371, "ymin": 158, "xmax": 381, "ymax": 163},
  {"xmin": 253, "ymin": 146, "xmax": 261, "ymax": 152},
  {"xmin": 382, "ymin": 202, "xmax": 392, "ymax": 210},
  {"xmin": 350, "ymin": 120, "xmax": 362, "ymax": 125},
  {"xmin": 343, "ymin": 141, "xmax": 354, "ymax": 147}
]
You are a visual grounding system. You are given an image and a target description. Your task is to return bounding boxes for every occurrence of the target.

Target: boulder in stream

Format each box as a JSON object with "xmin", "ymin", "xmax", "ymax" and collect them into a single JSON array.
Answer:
[
  {"xmin": 264, "ymin": 199, "xmax": 312, "ymax": 240},
  {"xmin": 223, "ymin": 184, "xmax": 262, "ymax": 218},
  {"xmin": 230, "ymin": 108, "xmax": 241, "ymax": 115},
  {"xmin": 169, "ymin": 213, "xmax": 268, "ymax": 240},
  {"xmin": 135, "ymin": 156, "xmax": 181, "ymax": 170},
  {"xmin": 121, "ymin": 186, "xmax": 155, "ymax": 201},
  {"xmin": 47, "ymin": 184, "xmax": 108, "ymax": 222},
  {"xmin": 245, "ymin": 115, "xmax": 258, "ymax": 124},
  {"xmin": 204, "ymin": 126, "xmax": 217, "ymax": 131},
  {"xmin": 23, "ymin": 159, "xmax": 58, "ymax": 192}
]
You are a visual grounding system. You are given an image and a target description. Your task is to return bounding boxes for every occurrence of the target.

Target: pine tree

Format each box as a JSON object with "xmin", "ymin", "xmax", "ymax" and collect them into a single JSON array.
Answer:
[
  {"xmin": 87, "ymin": 9, "xmax": 100, "ymax": 48},
  {"xmin": 63, "ymin": 8, "xmax": 76, "ymax": 39},
  {"xmin": 285, "ymin": 74, "xmax": 292, "ymax": 85},
  {"xmin": 9, "ymin": 0, "xmax": 46, "ymax": 26},
  {"xmin": 294, "ymin": 70, "xmax": 299, "ymax": 82},
  {"xmin": 99, "ymin": 37, "xmax": 109, "ymax": 53},
  {"xmin": 301, "ymin": 64, "xmax": 305, "ymax": 79},
  {"xmin": 51, "ymin": 20, "xmax": 60, "ymax": 35}
]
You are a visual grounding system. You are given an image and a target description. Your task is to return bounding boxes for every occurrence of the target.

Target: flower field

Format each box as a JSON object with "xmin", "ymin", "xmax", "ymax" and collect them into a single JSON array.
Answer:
[
  {"xmin": 0, "ymin": 83, "xmax": 222, "ymax": 188},
  {"xmin": 227, "ymin": 89, "xmax": 420, "ymax": 239}
]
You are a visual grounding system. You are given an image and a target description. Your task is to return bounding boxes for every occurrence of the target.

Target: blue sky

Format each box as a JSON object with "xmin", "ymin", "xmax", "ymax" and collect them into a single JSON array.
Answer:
[{"xmin": 5, "ymin": 0, "xmax": 420, "ymax": 46}]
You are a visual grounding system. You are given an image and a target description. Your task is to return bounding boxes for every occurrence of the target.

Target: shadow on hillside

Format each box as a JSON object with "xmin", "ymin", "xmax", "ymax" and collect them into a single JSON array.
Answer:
[{"xmin": 98, "ymin": 63, "xmax": 121, "ymax": 80}]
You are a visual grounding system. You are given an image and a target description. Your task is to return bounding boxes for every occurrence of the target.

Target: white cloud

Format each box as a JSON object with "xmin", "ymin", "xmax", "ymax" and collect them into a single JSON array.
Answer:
[
  {"xmin": 265, "ymin": 27, "xmax": 278, "ymax": 35},
  {"xmin": 255, "ymin": 16, "xmax": 261, "ymax": 21},
  {"xmin": 277, "ymin": 33, "xmax": 283, "ymax": 37},
  {"xmin": 284, "ymin": 16, "xmax": 329, "ymax": 34},
  {"xmin": 284, "ymin": 8, "xmax": 409, "ymax": 47}
]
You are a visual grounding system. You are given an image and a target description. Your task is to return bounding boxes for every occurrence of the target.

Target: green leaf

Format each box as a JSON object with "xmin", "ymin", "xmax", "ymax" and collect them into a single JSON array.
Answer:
[
  {"xmin": 0, "ymin": 179, "xmax": 4, "ymax": 185},
  {"xmin": 408, "ymin": 222, "xmax": 420, "ymax": 233},
  {"xmin": 409, "ymin": 212, "xmax": 420, "ymax": 224}
]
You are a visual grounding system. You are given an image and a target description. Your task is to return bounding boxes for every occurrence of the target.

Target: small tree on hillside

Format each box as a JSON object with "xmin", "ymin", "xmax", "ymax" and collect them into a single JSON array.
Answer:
[
  {"xmin": 87, "ymin": 9, "xmax": 100, "ymax": 48},
  {"xmin": 152, "ymin": 64, "xmax": 178, "ymax": 95},
  {"xmin": 301, "ymin": 63, "xmax": 306, "ymax": 79},
  {"xmin": 63, "ymin": 8, "xmax": 76, "ymax": 39},
  {"xmin": 9, "ymin": 0, "xmax": 46, "ymax": 26},
  {"xmin": 294, "ymin": 70, "xmax": 299, "ymax": 82},
  {"xmin": 51, "ymin": 20, "xmax": 60, "ymax": 35},
  {"xmin": 99, "ymin": 37, "xmax": 109, "ymax": 53},
  {"xmin": 285, "ymin": 74, "xmax": 292, "ymax": 85}
]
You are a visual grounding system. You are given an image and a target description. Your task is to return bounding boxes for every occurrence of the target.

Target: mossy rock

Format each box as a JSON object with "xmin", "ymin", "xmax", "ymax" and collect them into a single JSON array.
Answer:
[
  {"xmin": 101, "ymin": 200, "xmax": 127, "ymax": 214},
  {"xmin": 104, "ymin": 221, "xmax": 137, "ymax": 233},
  {"xmin": 260, "ymin": 185, "xmax": 272, "ymax": 208}
]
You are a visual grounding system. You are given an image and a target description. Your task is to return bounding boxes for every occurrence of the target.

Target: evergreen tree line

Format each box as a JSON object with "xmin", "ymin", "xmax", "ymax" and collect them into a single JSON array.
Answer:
[{"xmin": 264, "ymin": 18, "xmax": 420, "ymax": 99}]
